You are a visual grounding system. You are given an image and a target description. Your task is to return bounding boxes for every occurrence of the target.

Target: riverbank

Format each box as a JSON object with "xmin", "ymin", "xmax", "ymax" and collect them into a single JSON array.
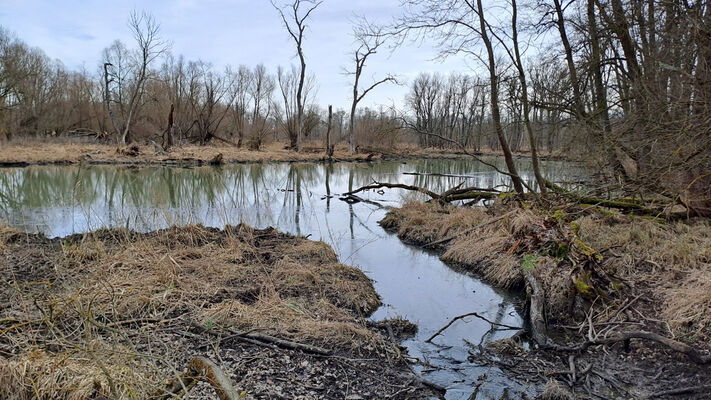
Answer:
[
  {"xmin": 381, "ymin": 201, "xmax": 711, "ymax": 398},
  {"xmin": 0, "ymin": 223, "xmax": 437, "ymax": 399},
  {"xmin": 0, "ymin": 140, "xmax": 569, "ymax": 167}
]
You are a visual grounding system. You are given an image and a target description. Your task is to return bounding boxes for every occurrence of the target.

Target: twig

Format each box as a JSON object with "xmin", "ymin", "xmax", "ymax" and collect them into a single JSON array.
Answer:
[{"xmin": 426, "ymin": 311, "xmax": 521, "ymax": 343}]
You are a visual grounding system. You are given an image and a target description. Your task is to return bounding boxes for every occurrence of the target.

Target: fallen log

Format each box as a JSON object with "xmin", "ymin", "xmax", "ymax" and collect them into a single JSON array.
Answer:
[
  {"xmin": 543, "ymin": 179, "xmax": 662, "ymax": 216},
  {"xmin": 345, "ymin": 181, "xmax": 440, "ymax": 200}
]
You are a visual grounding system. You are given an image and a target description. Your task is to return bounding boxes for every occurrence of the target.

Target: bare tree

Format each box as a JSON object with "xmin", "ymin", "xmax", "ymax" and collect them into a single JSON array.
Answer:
[
  {"xmin": 104, "ymin": 11, "xmax": 168, "ymax": 144},
  {"xmin": 276, "ymin": 65, "xmax": 316, "ymax": 147},
  {"xmin": 228, "ymin": 65, "xmax": 252, "ymax": 147},
  {"xmin": 347, "ymin": 26, "xmax": 396, "ymax": 154},
  {"xmin": 272, "ymin": 0, "xmax": 322, "ymax": 151},
  {"xmin": 248, "ymin": 64, "xmax": 276, "ymax": 149}
]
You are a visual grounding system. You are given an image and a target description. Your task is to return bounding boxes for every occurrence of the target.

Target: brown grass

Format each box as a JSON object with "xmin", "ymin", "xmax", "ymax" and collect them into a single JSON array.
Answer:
[
  {"xmin": 0, "ymin": 224, "xmax": 383, "ymax": 399},
  {"xmin": 381, "ymin": 202, "xmax": 711, "ymax": 345},
  {"xmin": 0, "ymin": 139, "xmax": 488, "ymax": 166}
]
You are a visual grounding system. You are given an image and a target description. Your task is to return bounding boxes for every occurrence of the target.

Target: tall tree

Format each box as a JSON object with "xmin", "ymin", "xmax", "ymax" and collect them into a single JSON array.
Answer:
[{"xmin": 272, "ymin": 0, "xmax": 322, "ymax": 151}]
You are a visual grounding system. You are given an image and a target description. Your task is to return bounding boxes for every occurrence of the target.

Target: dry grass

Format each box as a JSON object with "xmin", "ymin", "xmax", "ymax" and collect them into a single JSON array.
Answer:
[
  {"xmin": 539, "ymin": 379, "xmax": 574, "ymax": 400},
  {"xmin": 0, "ymin": 139, "xmax": 487, "ymax": 166},
  {"xmin": 576, "ymin": 216, "xmax": 711, "ymax": 343},
  {"xmin": 0, "ymin": 224, "xmax": 383, "ymax": 399},
  {"xmin": 382, "ymin": 202, "xmax": 711, "ymax": 344}
]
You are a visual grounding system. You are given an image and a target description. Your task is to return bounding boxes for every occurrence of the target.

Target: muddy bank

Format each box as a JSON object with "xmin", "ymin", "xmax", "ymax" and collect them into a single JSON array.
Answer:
[
  {"xmin": 0, "ymin": 141, "xmax": 571, "ymax": 167},
  {"xmin": 380, "ymin": 202, "xmax": 711, "ymax": 398},
  {"xmin": 0, "ymin": 224, "xmax": 438, "ymax": 399}
]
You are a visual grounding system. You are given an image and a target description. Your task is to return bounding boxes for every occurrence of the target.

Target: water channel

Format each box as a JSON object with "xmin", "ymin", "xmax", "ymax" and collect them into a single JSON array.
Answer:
[{"xmin": 0, "ymin": 157, "xmax": 587, "ymax": 399}]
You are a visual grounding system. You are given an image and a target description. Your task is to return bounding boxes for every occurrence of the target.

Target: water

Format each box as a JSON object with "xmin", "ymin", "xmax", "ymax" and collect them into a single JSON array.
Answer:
[{"xmin": 0, "ymin": 157, "xmax": 586, "ymax": 399}]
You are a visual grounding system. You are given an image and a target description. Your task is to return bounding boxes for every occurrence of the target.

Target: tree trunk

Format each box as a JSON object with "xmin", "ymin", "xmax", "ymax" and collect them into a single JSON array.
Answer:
[
  {"xmin": 477, "ymin": 0, "xmax": 525, "ymax": 195},
  {"xmin": 512, "ymin": 0, "xmax": 546, "ymax": 194}
]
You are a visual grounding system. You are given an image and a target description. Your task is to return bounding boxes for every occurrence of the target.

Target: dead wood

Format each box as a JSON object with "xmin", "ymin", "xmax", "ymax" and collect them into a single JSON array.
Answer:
[
  {"xmin": 154, "ymin": 356, "xmax": 240, "ymax": 400},
  {"xmin": 227, "ymin": 328, "xmax": 333, "ymax": 355},
  {"xmin": 523, "ymin": 269, "xmax": 552, "ymax": 347},
  {"xmin": 524, "ymin": 268, "xmax": 711, "ymax": 364},
  {"xmin": 208, "ymin": 153, "xmax": 224, "ymax": 166},
  {"xmin": 345, "ymin": 181, "xmax": 441, "ymax": 200},
  {"xmin": 425, "ymin": 311, "xmax": 520, "ymax": 343},
  {"xmin": 648, "ymin": 384, "xmax": 711, "ymax": 398}
]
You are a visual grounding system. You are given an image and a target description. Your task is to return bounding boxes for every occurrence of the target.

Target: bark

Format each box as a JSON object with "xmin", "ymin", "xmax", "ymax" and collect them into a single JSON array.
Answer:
[
  {"xmin": 511, "ymin": 0, "xmax": 546, "ymax": 193},
  {"xmin": 325, "ymin": 104, "xmax": 333, "ymax": 158},
  {"xmin": 476, "ymin": 0, "xmax": 525, "ymax": 194},
  {"xmin": 553, "ymin": 0, "xmax": 586, "ymax": 121}
]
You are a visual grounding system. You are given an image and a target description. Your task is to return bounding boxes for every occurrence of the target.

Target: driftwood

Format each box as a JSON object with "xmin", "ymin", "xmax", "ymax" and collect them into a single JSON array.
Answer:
[{"xmin": 154, "ymin": 356, "xmax": 240, "ymax": 400}]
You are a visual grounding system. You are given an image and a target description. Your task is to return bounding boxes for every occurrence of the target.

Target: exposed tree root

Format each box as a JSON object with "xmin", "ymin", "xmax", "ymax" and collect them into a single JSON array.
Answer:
[{"xmin": 523, "ymin": 269, "xmax": 711, "ymax": 365}]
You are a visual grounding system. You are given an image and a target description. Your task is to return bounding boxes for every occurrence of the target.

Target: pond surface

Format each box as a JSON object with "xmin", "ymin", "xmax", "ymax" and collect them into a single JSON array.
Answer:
[{"xmin": 0, "ymin": 157, "xmax": 586, "ymax": 399}]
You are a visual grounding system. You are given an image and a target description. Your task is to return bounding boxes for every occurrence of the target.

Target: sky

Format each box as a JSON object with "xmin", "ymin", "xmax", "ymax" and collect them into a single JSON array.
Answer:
[{"xmin": 0, "ymin": 0, "xmax": 475, "ymax": 110}]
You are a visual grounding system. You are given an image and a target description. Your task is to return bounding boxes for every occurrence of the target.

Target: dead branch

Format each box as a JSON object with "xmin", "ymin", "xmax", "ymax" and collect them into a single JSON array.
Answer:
[
  {"xmin": 227, "ymin": 328, "xmax": 332, "ymax": 355},
  {"xmin": 344, "ymin": 180, "xmax": 441, "ymax": 199},
  {"xmin": 648, "ymin": 384, "xmax": 711, "ymax": 398},
  {"xmin": 426, "ymin": 311, "xmax": 520, "ymax": 343},
  {"xmin": 154, "ymin": 356, "xmax": 240, "ymax": 400},
  {"xmin": 524, "ymin": 269, "xmax": 711, "ymax": 364}
]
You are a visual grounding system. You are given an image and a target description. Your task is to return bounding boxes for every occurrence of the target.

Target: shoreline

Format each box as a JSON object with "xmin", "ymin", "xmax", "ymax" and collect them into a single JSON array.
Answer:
[
  {"xmin": 0, "ymin": 223, "xmax": 439, "ymax": 399},
  {"xmin": 0, "ymin": 141, "xmax": 573, "ymax": 168},
  {"xmin": 380, "ymin": 201, "xmax": 711, "ymax": 398}
]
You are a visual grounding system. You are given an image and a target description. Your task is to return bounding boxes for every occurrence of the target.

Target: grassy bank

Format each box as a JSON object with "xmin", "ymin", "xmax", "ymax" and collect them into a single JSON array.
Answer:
[
  {"xmin": 381, "ymin": 201, "xmax": 711, "ymax": 397},
  {"xmin": 0, "ymin": 140, "xmax": 569, "ymax": 167},
  {"xmin": 0, "ymin": 141, "xmax": 468, "ymax": 167},
  {"xmin": 0, "ymin": 224, "xmax": 432, "ymax": 399}
]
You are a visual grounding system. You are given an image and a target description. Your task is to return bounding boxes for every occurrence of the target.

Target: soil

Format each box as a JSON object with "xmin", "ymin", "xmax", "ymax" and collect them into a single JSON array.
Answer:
[
  {"xmin": 0, "ymin": 224, "xmax": 439, "ymax": 399},
  {"xmin": 380, "ymin": 201, "xmax": 711, "ymax": 399}
]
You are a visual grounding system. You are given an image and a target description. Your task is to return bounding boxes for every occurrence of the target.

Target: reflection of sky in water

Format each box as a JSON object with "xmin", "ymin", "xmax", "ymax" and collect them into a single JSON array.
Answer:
[{"xmin": 0, "ymin": 158, "xmax": 586, "ymax": 399}]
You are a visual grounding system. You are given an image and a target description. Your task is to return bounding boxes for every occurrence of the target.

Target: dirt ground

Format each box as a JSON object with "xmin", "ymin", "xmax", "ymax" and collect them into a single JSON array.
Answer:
[
  {"xmin": 381, "ymin": 201, "xmax": 711, "ymax": 399},
  {"xmin": 0, "ymin": 224, "xmax": 438, "ymax": 399}
]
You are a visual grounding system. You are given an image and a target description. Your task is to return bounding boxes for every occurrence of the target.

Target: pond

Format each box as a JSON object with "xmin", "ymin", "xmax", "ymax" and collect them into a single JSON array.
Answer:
[{"xmin": 0, "ymin": 157, "xmax": 587, "ymax": 399}]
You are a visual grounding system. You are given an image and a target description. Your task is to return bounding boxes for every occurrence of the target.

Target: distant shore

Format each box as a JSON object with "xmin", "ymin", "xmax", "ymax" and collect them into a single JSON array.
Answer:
[{"xmin": 0, "ymin": 140, "xmax": 570, "ymax": 167}]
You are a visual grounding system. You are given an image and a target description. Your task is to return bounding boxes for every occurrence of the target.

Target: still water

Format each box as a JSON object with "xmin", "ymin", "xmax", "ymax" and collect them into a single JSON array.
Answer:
[{"xmin": 0, "ymin": 157, "xmax": 586, "ymax": 399}]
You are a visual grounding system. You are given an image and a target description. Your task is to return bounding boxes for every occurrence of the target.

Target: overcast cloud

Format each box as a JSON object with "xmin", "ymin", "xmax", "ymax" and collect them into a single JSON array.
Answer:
[{"xmin": 1, "ymin": 0, "xmax": 475, "ymax": 110}]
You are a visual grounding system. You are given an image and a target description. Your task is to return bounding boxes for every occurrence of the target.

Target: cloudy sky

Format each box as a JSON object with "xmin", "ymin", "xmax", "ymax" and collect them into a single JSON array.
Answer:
[{"xmin": 0, "ymin": 0, "xmax": 474, "ymax": 110}]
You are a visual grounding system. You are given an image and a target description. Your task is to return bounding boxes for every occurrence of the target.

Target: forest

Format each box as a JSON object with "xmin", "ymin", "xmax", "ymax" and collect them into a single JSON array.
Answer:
[{"xmin": 1, "ymin": 1, "xmax": 707, "ymax": 208}]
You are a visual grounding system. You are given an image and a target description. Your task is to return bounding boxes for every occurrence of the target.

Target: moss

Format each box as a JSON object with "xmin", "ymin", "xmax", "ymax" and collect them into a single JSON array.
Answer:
[{"xmin": 575, "ymin": 276, "xmax": 594, "ymax": 296}]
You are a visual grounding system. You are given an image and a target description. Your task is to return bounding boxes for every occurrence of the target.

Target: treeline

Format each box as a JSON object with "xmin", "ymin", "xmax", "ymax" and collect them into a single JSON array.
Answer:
[
  {"xmin": 389, "ymin": 0, "xmax": 710, "ymax": 205},
  {"xmin": 1, "ymin": 1, "xmax": 710, "ymax": 203},
  {"xmin": 0, "ymin": 12, "xmax": 400, "ymax": 151}
]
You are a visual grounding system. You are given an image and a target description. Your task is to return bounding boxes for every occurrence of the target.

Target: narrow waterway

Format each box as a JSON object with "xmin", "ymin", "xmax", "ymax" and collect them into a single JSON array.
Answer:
[{"xmin": 0, "ymin": 157, "xmax": 587, "ymax": 399}]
